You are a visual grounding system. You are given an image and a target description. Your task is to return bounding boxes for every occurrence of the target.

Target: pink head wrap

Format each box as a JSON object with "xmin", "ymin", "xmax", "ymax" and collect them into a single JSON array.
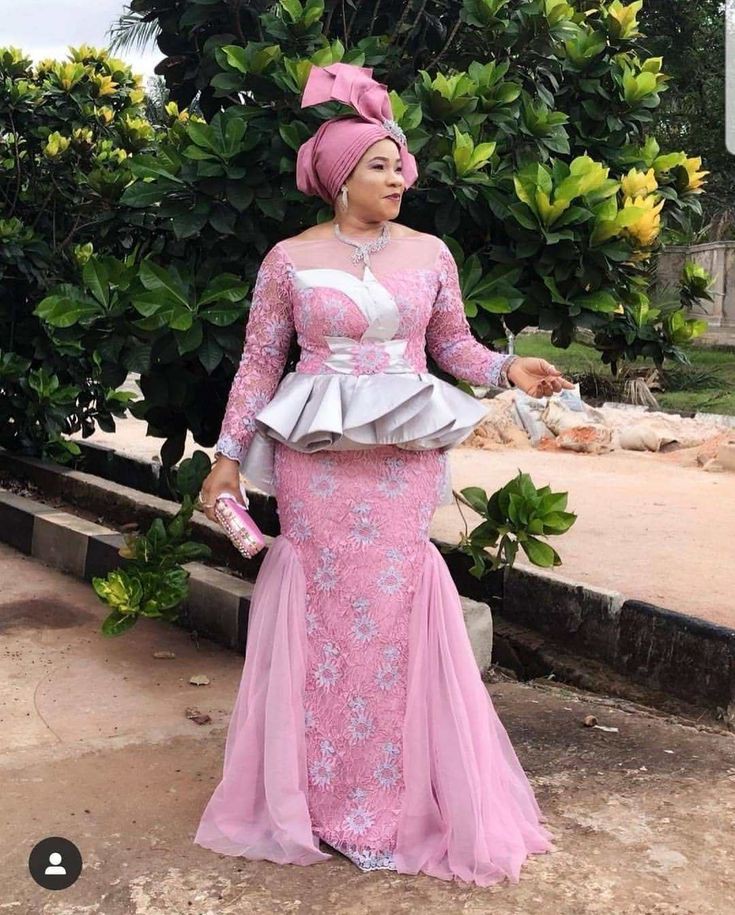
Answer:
[{"xmin": 295, "ymin": 62, "xmax": 419, "ymax": 206}]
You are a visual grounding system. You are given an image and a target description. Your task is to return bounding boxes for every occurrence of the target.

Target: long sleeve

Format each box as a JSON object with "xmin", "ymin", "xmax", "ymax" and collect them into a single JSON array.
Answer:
[
  {"xmin": 426, "ymin": 241, "xmax": 517, "ymax": 389},
  {"xmin": 214, "ymin": 243, "xmax": 295, "ymax": 464}
]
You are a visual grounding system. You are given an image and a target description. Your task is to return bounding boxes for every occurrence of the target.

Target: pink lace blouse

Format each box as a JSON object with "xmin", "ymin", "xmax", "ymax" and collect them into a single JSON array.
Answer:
[{"xmin": 214, "ymin": 231, "xmax": 516, "ymax": 501}]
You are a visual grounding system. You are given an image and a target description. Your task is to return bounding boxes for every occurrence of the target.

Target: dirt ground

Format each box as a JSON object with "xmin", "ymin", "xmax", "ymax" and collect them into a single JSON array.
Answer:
[
  {"xmin": 435, "ymin": 430, "xmax": 735, "ymax": 628},
  {"xmin": 71, "ymin": 410, "xmax": 735, "ymax": 629},
  {"xmin": 2, "ymin": 542, "xmax": 735, "ymax": 915}
]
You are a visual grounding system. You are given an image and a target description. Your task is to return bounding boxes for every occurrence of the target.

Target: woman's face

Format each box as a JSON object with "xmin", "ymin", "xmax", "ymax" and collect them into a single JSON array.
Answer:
[{"xmin": 340, "ymin": 138, "xmax": 405, "ymax": 221}]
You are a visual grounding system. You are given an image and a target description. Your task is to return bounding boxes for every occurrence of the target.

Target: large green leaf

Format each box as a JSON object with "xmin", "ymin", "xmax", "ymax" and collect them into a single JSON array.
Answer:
[
  {"xmin": 129, "ymin": 155, "xmax": 183, "ymax": 183},
  {"xmin": 83, "ymin": 259, "xmax": 110, "ymax": 308},
  {"xmin": 575, "ymin": 290, "xmax": 619, "ymax": 312},
  {"xmin": 175, "ymin": 321, "xmax": 204, "ymax": 355},
  {"xmin": 221, "ymin": 46, "xmax": 249, "ymax": 74},
  {"xmin": 34, "ymin": 295, "xmax": 101, "ymax": 327},
  {"xmin": 199, "ymin": 274, "xmax": 249, "ymax": 306},
  {"xmin": 139, "ymin": 260, "xmax": 191, "ymax": 309},
  {"xmin": 120, "ymin": 181, "xmax": 170, "ymax": 207},
  {"xmin": 522, "ymin": 537, "xmax": 559, "ymax": 567},
  {"xmin": 198, "ymin": 337, "xmax": 224, "ymax": 373},
  {"xmin": 171, "ymin": 203, "xmax": 210, "ymax": 239}
]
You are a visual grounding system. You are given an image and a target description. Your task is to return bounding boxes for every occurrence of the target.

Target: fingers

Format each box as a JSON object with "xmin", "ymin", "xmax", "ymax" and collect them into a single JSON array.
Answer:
[
  {"xmin": 533, "ymin": 374, "xmax": 573, "ymax": 397},
  {"xmin": 196, "ymin": 460, "xmax": 246, "ymax": 523},
  {"xmin": 197, "ymin": 494, "xmax": 217, "ymax": 523},
  {"xmin": 540, "ymin": 361, "xmax": 575, "ymax": 392},
  {"xmin": 197, "ymin": 484, "xmax": 246, "ymax": 523},
  {"xmin": 196, "ymin": 481, "xmax": 221, "ymax": 522}
]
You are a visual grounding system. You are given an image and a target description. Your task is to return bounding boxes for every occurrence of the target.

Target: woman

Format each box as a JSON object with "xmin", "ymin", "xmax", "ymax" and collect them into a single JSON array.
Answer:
[{"xmin": 194, "ymin": 62, "xmax": 572, "ymax": 886}]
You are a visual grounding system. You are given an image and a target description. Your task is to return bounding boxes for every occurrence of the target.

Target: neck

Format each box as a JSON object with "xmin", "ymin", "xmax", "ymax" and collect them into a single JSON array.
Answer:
[{"xmin": 332, "ymin": 215, "xmax": 389, "ymax": 239}]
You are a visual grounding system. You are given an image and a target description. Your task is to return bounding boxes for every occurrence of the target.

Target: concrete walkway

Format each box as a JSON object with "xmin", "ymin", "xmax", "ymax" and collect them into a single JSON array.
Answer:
[{"xmin": 2, "ymin": 543, "xmax": 734, "ymax": 914}]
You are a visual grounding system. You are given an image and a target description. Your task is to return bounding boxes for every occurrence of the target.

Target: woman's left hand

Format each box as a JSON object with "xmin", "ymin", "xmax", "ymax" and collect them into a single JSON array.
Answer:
[{"xmin": 507, "ymin": 356, "xmax": 575, "ymax": 398}]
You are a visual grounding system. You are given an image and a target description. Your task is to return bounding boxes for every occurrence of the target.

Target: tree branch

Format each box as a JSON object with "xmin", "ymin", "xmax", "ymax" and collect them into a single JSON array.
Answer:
[
  {"xmin": 346, "ymin": 0, "xmax": 367, "ymax": 43},
  {"xmin": 368, "ymin": 0, "xmax": 383, "ymax": 34},
  {"xmin": 386, "ymin": 0, "xmax": 415, "ymax": 47},
  {"xmin": 397, "ymin": 0, "xmax": 429, "ymax": 54},
  {"xmin": 426, "ymin": 19, "xmax": 463, "ymax": 71},
  {"xmin": 325, "ymin": 1, "xmax": 337, "ymax": 34},
  {"xmin": 229, "ymin": 0, "xmax": 248, "ymax": 45},
  {"xmin": 30, "ymin": 185, "xmax": 56, "ymax": 232}
]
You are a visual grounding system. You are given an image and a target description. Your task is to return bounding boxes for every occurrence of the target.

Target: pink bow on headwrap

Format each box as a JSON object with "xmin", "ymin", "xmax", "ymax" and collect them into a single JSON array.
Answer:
[{"xmin": 295, "ymin": 62, "xmax": 419, "ymax": 205}]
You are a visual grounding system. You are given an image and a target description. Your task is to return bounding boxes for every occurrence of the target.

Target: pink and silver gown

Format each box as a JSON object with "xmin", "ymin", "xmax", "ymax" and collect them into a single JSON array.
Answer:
[{"xmin": 193, "ymin": 231, "xmax": 556, "ymax": 885}]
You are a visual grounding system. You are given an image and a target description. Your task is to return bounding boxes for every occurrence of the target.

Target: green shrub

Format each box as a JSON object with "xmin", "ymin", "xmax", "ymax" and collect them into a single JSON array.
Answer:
[
  {"xmin": 93, "ymin": 450, "xmax": 213, "ymax": 636},
  {"xmin": 0, "ymin": 45, "xmax": 151, "ymax": 460},
  {"xmin": 446, "ymin": 470, "xmax": 577, "ymax": 578}
]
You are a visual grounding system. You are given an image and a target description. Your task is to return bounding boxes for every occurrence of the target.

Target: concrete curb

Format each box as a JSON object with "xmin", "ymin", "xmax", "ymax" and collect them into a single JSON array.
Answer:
[
  {"xmin": 0, "ymin": 458, "xmax": 495, "ymax": 676},
  {"xmin": 0, "ymin": 488, "xmax": 255, "ymax": 655},
  {"xmin": 502, "ymin": 562, "xmax": 735, "ymax": 718},
  {"xmin": 1, "ymin": 446, "xmax": 733, "ymax": 719}
]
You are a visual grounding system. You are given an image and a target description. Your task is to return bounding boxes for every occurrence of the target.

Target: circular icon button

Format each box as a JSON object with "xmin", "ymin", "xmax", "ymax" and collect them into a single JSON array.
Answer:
[{"xmin": 28, "ymin": 836, "xmax": 82, "ymax": 890}]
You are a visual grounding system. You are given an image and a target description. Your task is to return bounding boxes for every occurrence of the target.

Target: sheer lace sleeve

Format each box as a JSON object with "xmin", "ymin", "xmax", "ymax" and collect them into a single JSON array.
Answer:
[
  {"xmin": 214, "ymin": 243, "xmax": 294, "ymax": 464},
  {"xmin": 426, "ymin": 240, "xmax": 517, "ymax": 389}
]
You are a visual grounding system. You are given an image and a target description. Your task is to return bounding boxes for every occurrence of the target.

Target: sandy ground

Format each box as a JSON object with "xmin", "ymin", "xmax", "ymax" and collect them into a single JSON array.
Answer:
[
  {"xmin": 2, "ymin": 543, "xmax": 735, "ymax": 915},
  {"xmin": 70, "ymin": 407, "xmax": 735, "ymax": 629},
  {"xmin": 436, "ymin": 434, "xmax": 735, "ymax": 628}
]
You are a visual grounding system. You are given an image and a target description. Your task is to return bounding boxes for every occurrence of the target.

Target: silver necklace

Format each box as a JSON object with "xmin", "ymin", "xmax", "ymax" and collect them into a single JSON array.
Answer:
[{"xmin": 333, "ymin": 222, "xmax": 391, "ymax": 265}]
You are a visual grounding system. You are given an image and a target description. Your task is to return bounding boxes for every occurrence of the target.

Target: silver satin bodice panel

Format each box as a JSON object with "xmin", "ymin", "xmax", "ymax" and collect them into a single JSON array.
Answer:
[{"xmin": 239, "ymin": 262, "xmax": 492, "ymax": 507}]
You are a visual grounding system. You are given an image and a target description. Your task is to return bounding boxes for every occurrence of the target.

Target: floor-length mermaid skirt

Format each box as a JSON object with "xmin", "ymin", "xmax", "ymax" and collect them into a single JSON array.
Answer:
[{"xmin": 194, "ymin": 443, "xmax": 556, "ymax": 885}]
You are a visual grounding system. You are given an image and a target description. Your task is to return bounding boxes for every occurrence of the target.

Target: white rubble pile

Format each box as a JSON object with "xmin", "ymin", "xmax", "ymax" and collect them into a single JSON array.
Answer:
[{"xmin": 465, "ymin": 384, "xmax": 735, "ymax": 469}]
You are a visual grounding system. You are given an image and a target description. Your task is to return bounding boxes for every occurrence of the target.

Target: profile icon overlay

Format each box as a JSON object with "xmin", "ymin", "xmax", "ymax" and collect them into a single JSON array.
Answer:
[{"xmin": 28, "ymin": 837, "xmax": 82, "ymax": 890}]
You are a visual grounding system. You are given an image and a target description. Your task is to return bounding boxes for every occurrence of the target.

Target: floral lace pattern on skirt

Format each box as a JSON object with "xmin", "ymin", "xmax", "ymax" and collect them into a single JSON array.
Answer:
[{"xmin": 274, "ymin": 443, "xmax": 447, "ymax": 859}]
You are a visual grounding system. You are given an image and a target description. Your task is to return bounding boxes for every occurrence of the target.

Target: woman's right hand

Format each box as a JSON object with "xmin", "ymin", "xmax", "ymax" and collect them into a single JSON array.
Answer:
[{"xmin": 197, "ymin": 455, "xmax": 246, "ymax": 523}]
